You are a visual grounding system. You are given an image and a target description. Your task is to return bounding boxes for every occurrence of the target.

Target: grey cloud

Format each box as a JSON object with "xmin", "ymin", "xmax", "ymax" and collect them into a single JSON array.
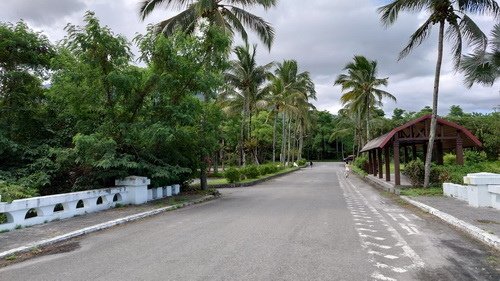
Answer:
[
  {"xmin": 0, "ymin": 0, "xmax": 86, "ymax": 26},
  {"xmin": 1, "ymin": 0, "xmax": 497, "ymax": 116}
]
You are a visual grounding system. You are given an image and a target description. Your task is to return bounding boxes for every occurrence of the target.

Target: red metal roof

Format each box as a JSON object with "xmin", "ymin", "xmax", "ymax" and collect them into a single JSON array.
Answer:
[{"xmin": 360, "ymin": 114, "xmax": 482, "ymax": 152}]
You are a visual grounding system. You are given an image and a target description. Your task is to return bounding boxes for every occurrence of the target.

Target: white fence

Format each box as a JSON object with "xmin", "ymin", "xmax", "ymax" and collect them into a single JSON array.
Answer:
[
  {"xmin": 443, "ymin": 172, "xmax": 500, "ymax": 210},
  {"xmin": 0, "ymin": 176, "xmax": 180, "ymax": 231}
]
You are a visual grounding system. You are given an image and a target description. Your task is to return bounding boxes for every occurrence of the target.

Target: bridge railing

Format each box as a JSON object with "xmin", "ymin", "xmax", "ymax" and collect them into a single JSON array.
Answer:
[
  {"xmin": 443, "ymin": 172, "xmax": 500, "ymax": 210},
  {"xmin": 0, "ymin": 176, "xmax": 180, "ymax": 231}
]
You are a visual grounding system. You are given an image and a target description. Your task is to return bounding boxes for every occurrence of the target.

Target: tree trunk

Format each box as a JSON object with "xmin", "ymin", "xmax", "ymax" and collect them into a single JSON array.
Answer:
[
  {"xmin": 366, "ymin": 95, "xmax": 371, "ymax": 143},
  {"xmin": 424, "ymin": 21, "xmax": 445, "ymax": 189},
  {"xmin": 286, "ymin": 117, "xmax": 292, "ymax": 165},
  {"xmin": 281, "ymin": 111, "xmax": 287, "ymax": 165},
  {"xmin": 272, "ymin": 112, "xmax": 277, "ymax": 164},
  {"xmin": 240, "ymin": 107, "xmax": 247, "ymax": 167}
]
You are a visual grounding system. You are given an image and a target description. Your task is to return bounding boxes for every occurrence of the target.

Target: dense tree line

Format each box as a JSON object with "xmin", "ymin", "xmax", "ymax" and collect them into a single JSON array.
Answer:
[
  {"xmin": 1, "ymin": 2, "xmax": 499, "ymax": 199},
  {"xmin": 0, "ymin": 12, "xmax": 317, "ymax": 197}
]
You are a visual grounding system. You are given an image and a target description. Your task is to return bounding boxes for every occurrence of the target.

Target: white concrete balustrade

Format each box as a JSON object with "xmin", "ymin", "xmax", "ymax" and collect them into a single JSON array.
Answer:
[
  {"xmin": 0, "ymin": 176, "xmax": 180, "ymax": 231},
  {"xmin": 443, "ymin": 172, "xmax": 500, "ymax": 210}
]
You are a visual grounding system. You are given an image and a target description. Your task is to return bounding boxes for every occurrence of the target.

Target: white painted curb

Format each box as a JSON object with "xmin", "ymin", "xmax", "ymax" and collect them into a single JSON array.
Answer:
[
  {"xmin": 0, "ymin": 195, "xmax": 214, "ymax": 259},
  {"xmin": 401, "ymin": 196, "xmax": 500, "ymax": 251}
]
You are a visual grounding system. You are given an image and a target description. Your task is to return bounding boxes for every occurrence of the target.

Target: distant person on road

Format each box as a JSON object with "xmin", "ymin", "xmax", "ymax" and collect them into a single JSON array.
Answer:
[
  {"xmin": 344, "ymin": 163, "xmax": 350, "ymax": 178},
  {"xmin": 310, "ymin": 161, "xmax": 313, "ymax": 168}
]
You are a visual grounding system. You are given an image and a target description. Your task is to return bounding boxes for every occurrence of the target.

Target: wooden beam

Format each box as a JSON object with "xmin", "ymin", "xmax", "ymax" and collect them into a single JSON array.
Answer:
[
  {"xmin": 394, "ymin": 141, "xmax": 401, "ymax": 186},
  {"xmin": 456, "ymin": 132, "xmax": 464, "ymax": 165},
  {"xmin": 378, "ymin": 148, "xmax": 383, "ymax": 179},
  {"xmin": 385, "ymin": 147, "xmax": 391, "ymax": 182},
  {"xmin": 437, "ymin": 141, "xmax": 443, "ymax": 165},
  {"xmin": 368, "ymin": 150, "xmax": 373, "ymax": 174}
]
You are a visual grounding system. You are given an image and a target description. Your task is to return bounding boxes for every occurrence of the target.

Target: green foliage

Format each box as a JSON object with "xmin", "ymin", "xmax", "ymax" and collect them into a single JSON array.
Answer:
[
  {"xmin": 258, "ymin": 164, "xmax": 278, "ymax": 175},
  {"xmin": 447, "ymin": 112, "xmax": 500, "ymax": 161},
  {"xmin": 224, "ymin": 168, "xmax": 241, "ymax": 183},
  {"xmin": 431, "ymin": 161, "xmax": 500, "ymax": 185},
  {"xmin": 0, "ymin": 181, "xmax": 38, "ymax": 203},
  {"xmin": 464, "ymin": 150, "xmax": 487, "ymax": 165},
  {"xmin": 297, "ymin": 159, "xmax": 307, "ymax": 166},
  {"xmin": 242, "ymin": 165, "xmax": 260, "ymax": 179},
  {"xmin": 403, "ymin": 159, "xmax": 439, "ymax": 187},
  {"xmin": 443, "ymin": 153, "xmax": 456, "ymax": 166},
  {"xmin": 354, "ymin": 156, "xmax": 369, "ymax": 172}
]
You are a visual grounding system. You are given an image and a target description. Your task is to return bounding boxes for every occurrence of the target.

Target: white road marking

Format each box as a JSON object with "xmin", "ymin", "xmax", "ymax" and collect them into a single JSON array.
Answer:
[
  {"xmin": 372, "ymin": 272, "xmax": 398, "ymax": 281},
  {"xmin": 399, "ymin": 223, "xmax": 420, "ymax": 235},
  {"xmin": 365, "ymin": 241, "xmax": 392, "ymax": 249},
  {"xmin": 359, "ymin": 233, "xmax": 386, "ymax": 241},
  {"xmin": 339, "ymin": 171, "xmax": 425, "ymax": 279}
]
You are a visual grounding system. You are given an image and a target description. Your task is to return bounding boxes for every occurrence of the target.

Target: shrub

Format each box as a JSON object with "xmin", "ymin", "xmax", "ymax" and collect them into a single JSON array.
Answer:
[
  {"xmin": 403, "ymin": 159, "xmax": 440, "ymax": 187},
  {"xmin": 224, "ymin": 168, "xmax": 240, "ymax": 183},
  {"xmin": 297, "ymin": 159, "xmax": 307, "ymax": 166},
  {"xmin": 354, "ymin": 156, "xmax": 369, "ymax": 172},
  {"xmin": 0, "ymin": 182, "xmax": 38, "ymax": 203},
  {"xmin": 243, "ymin": 165, "xmax": 260, "ymax": 179},
  {"xmin": 207, "ymin": 171, "xmax": 224, "ymax": 178},
  {"xmin": 258, "ymin": 164, "xmax": 273, "ymax": 176},
  {"xmin": 464, "ymin": 151, "xmax": 487, "ymax": 165},
  {"xmin": 443, "ymin": 153, "xmax": 456, "ymax": 166}
]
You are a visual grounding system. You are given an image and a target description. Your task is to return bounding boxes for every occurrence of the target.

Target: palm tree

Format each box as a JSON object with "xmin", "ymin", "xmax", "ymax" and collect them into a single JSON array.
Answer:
[
  {"xmin": 334, "ymin": 56, "xmax": 395, "ymax": 150},
  {"xmin": 268, "ymin": 60, "xmax": 316, "ymax": 165},
  {"xmin": 139, "ymin": 0, "xmax": 276, "ymax": 50},
  {"xmin": 378, "ymin": 0, "xmax": 499, "ymax": 188},
  {"xmin": 460, "ymin": 23, "xmax": 500, "ymax": 87},
  {"xmin": 221, "ymin": 44, "xmax": 272, "ymax": 166}
]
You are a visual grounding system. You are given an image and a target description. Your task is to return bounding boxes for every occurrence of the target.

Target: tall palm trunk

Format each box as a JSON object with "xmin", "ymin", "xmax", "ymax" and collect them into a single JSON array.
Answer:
[
  {"xmin": 365, "ymin": 95, "xmax": 371, "ymax": 142},
  {"xmin": 286, "ymin": 117, "xmax": 292, "ymax": 165},
  {"xmin": 272, "ymin": 111, "xmax": 278, "ymax": 164},
  {"xmin": 281, "ymin": 111, "xmax": 287, "ymax": 164},
  {"xmin": 240, "ymin": 107, "xmax": 247, "ymax": 167},
  {"xmin": 424, "ymin": 21, "xmax": 445, "ymax": 188}
]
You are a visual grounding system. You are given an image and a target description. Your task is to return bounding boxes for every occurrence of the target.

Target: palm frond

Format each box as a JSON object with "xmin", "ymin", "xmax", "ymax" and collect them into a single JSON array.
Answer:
[
  {"xmin": 229, "ymin": 6, "xmax": 275, "ymax": 50},
  {"xmin": 156, "ymin": 7, "xmax": 198, "ymax": 35},
  {"xmin": 139, "ymin": 0, "xmax": 193, "ymax": 20},
  {"xmin": 399, "ymin": 17, "xmax": 433, "ymax": 60}
]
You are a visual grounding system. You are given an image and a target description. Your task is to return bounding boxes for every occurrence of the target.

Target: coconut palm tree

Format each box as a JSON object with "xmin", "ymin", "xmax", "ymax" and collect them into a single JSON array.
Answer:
[
  {"xmin": 334, "ymin": 56, "xmax": 395, "ymax": 150},
  {"xmin": 139, "ymin": 0, "xmax": 276, "ymax": 50},
  {"xmin": 268, "ymin": 60, "xmax": 316, "ymax": 165},
  {"xmin": 460, "ymin": 23, "xmax": 500, "ymax": 87},
  {"xmin": 378, "ymin": 0, "xmax": 499, "ymax": 188},
  {"xmin": 221, "ymin": 43, "xmax": 272, "ymax": 165}
]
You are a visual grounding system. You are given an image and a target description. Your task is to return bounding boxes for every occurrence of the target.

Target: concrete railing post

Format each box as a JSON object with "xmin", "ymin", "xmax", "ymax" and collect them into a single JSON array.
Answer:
[
  {"xmin": 115, "ymin": 176, "xmax": 150, "ymax": 205},
  {"xmin": 464, "ymin": 172, "xmax": 500, "ymax": 208}
]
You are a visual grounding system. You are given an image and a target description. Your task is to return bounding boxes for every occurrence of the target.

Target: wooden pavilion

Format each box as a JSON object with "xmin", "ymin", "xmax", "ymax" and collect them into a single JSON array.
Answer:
[{"xmin": 359, "ymin": 114, "xmax": 482, "ymax": 186}]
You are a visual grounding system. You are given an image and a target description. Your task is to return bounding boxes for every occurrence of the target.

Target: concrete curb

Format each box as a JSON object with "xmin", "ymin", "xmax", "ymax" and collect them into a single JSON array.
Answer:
[
  {"xmin": 401, "ymin": 196, "xmax": 500, "ymax": 251},
  {"xmin": 0, "ymin": 195, "xmax": 214, "ymax": 259}
]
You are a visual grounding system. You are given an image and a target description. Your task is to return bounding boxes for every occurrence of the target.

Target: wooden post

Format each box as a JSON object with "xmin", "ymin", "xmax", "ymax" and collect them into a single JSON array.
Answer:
[
  {"xmin": 394, "ymin": 141, "xmax": 401, "ymax": 186},
  {"xmin": 385, "ymin": 147, "xmax": 391, "ymax": 182},
  {"xmin": 456, "ymin": 133, "xmax": 464, "ymax": 165},
  {"xmin": 437, "ymin": 141, "xmax": 443, "ymax": 165},
  {"xmin": 368, "ymin": 150, "xmax": 373, "ymax": 174},
  {"xmin": 378, "ymin": 148, "xmax": 383, "ymax": 179}
]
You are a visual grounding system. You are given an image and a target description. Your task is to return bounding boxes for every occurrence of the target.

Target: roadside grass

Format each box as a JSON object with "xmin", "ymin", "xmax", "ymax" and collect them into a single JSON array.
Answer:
[{"xmin": 399, "ymin": 187, "xmax": 444, "ymax": 197}]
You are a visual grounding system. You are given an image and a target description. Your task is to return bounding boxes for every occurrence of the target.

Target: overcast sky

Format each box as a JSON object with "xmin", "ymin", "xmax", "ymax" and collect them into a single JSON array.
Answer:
[{"xmin": 1, "ymin": 0, "xmax": 499, "ymax": 117}]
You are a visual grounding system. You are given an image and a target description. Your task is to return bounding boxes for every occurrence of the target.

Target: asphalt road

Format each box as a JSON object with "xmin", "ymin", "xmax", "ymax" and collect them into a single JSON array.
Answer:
[{"xmin": 1, "ymin": 162, "xmax": 498, "ymax": 280}]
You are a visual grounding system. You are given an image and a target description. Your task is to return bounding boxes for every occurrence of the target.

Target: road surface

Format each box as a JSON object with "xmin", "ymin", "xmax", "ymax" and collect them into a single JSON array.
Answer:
[{"xmin": 1, "ymin": 162, "xmax": 498, "ymax": 280}]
